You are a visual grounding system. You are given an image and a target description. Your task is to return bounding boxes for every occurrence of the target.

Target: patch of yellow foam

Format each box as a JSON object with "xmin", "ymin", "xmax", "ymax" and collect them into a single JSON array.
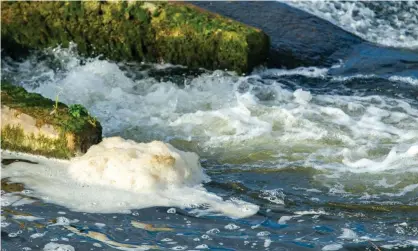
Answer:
[
  {"xmin": 68, "ymin": 137, "xmax": 208, "ymax": 192},
  {"xmin": 64, "ymin": 225, "xmax": 159, "ymax": 250}
]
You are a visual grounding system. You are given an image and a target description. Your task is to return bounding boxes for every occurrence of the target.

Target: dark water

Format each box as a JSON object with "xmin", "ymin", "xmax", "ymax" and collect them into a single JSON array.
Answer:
[{"xmin": 2, "ymin": 2, "xmax": 418, "ymax": 251}]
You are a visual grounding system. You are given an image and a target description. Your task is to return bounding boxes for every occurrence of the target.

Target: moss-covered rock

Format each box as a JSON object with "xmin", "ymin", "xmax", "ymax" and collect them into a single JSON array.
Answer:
[
  {"xmin": 1, "ymin": 1, "xmax": 269, "ymax": 74},
  {"xmin": 1, "ymin": 81, "xmax": 102, "ymax": 159}
]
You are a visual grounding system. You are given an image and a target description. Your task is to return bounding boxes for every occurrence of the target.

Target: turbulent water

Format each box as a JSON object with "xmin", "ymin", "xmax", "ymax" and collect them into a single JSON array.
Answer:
[
  {"xmin": 1, "ymin": 3, "xmax": 418, "ymax": 251},
  {"xmin": 283, "ymin": 1, "xmax": 418, "ymax": 50}
]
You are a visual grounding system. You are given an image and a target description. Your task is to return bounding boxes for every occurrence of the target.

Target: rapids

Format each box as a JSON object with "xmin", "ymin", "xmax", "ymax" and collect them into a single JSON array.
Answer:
[{"xmin": 1, "ymin": 2, "xmax": 418, "ymax": 249}]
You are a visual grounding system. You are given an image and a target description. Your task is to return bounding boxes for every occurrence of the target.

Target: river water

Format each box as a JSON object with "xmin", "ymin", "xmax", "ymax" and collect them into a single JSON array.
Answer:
[{"xmin": 1, "ymin": 2, "xmax": 418, "ymax": 251}]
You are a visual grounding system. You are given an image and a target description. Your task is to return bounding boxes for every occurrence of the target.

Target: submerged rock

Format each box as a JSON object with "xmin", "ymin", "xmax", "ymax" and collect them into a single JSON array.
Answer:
[
  {"xmin": 1, "ymin": 1, "xmax": 269, "ymax": 74},
  {"xmin": 1, "ymin": 81, "xmax": 102, "ymax": 159}
]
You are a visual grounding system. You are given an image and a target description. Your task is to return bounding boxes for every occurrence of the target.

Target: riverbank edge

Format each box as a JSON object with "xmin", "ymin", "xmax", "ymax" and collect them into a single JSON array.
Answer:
[
  {"xmin": 1, "ymin": 81, "xmax": 102, "ymax": 159},
  {"xmin": 1, "ymin": 1, "xmax": 269, "ymax": 74}
]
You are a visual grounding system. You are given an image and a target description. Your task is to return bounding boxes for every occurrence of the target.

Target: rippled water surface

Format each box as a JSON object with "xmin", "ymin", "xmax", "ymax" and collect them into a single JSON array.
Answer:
[
  {"xmin": 1, "ymin": 3, "xmax": 418, "ymax": 250},
  {"xmin": 2, "ymin": 43, "xmax": 417, "ymax": 251},
  {"xmin": 283, "ymin": 1, "xmax": 418, "ymax": 50}
]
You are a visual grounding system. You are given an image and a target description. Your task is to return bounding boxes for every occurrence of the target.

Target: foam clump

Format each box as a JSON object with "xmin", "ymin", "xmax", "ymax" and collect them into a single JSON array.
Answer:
[
  {"xmin": 68, "ymin": 137, "xmax": 209, "ymax": 191},
  {"xmin": 293, "ymin": 88, "xmax": 312, "ymax": 105},
  {"xmin": 406, "ymin": 145, "xmax": 418, "ymax": 156},
  {"xmin": 2, "ymin": 145, "xmax": 258, "ymax": 218},
  {"xmin": 43, "ymin": 242, "xmax": 75, "ymax": 251}
]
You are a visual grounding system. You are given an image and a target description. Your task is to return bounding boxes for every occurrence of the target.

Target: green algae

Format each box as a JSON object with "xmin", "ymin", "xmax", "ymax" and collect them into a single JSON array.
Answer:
[
  {"xmin": 1, "ymin": 81, "xmax": 100, "ymax": 134},
  {"xmin": 326, "ymin": 202, "xmax": 418, "ymax": 213},
  {"xmin": 1, "ymin": 125, "xmax": 73, "ymax": 159},
  {"xmin": 1, "ymin": 1, "xmax": 269, "ymax": 74},
  {"xmin": 1, "ymin": 179, "xmax": 25, "ymax": 193},
  {"xmin": 1, "ymin": 81, "xmax": 102, "ymax": 159}
]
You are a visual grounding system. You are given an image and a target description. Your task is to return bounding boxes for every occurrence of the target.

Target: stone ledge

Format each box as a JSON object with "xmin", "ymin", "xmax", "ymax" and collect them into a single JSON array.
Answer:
[
  {"xmin": 1, "ymin": 1, "xmax": 270, "ymax": 74},
  {"xmin": 1, "ymin": 81, "xmax": 102, "ymax": 159}
]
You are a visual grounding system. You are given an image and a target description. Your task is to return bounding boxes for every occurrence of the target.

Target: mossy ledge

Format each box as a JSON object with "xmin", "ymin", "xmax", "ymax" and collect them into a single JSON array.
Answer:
[
  {"xmin": 1, "ymin": 81, "xmax": 102, "ymax": 159},
  {"xmin": 1, "ymin": 1, "xmax": 269, "ymax": 74}
]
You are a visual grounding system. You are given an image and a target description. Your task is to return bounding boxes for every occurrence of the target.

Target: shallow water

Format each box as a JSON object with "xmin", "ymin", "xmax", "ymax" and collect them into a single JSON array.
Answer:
[
  {"xmin": 1, "ymin": 3, "xmax": 418, "ymax": 250},
  {"xmin": 2, "ymin": 43, "xmax": 418, "ymax": 251}
]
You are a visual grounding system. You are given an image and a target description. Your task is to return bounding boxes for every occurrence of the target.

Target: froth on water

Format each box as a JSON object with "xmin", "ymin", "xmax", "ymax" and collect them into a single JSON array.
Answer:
[
  {"xmin": 1, "ymin": 138, "xmax": 259, "ymax": 218},
  {"xmin": 1, "ymin": 44, "xmax": 417, "ymax": 200}
]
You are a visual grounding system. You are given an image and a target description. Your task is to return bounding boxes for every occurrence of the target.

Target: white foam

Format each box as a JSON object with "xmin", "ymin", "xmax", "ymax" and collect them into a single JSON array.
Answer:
[
  {"xmin": 48, "ymin": 217, "xmax": 79, "ymax": 227},
  {"xmin": 322, "ymin": 243, "xmax": 343, "ymax": 251},
  {"xmin": 381, "ymin": 184, "xmax": 418, "ymax": 197},
  {"xmin": 389, "ymin": 76, "xmax": 418, "ymax": 86},
  {"xmin": 43, "ymin": 243, "xmax": 75, "ymax": 251},
  {"xmin": 167, "ymin": 208, "xmax": 176, "ymax": 214},
  {"xmin": 294, "ymin": 209, "xmax": 328, "ymax": 216},
  {"xmin": 338, "ymin": 228, "xmax": 358, "ymax": 240},
  {"xmin": 224, "ymin": 223, "xmax": 240, "ymax": 230},
  {"xmin": 2, "ymin": 141, "xmax": 258, "ymax": 218},
  {"xmin": 1, "ymin": 193, "xmax": 36, "ymax": 207},
  {"xmin": 259, "ymin": 189, "xmax": 285, "ymax": 205},
  {"xmin": 259, "ymin": 66, "xmax": 329, "ymax": 78},
  {"xmin": 12, "ymin": 215, "xmax": 43, "ymax": 221},
  {"xmin": 278, "ymin": 215, "xmax": 297, "ymax": 225},
  {"xmin": 31, "ymin": 232, "xmax": 48, "ymax": 239},
  {"xmin": 2, "ymin": 46, "xmax": 418, "ymax": 199},
  {"xmin": 264, "ymin": 239, "xmax": 272, "ymax": 248},
  {"xmin": 95, "ymin": 223, "xmax": 106, "ymax": 228},
  {"xmin": 68, "ymin": 137, "xmax": 209, "ymax": 191},
  {"xmin": 293, "ymin": 89, "xmax": 312, "ymax": 105},
  {"xmin": 409, "ymin": 240, "xmax": 418, "ymax": 247},
  {"xmin": 342, "ymin": 145, "xmax": 418, "ymax": 173},
  {"xmin": 283, "ymin": 1, "xmax": 418, "ymax": 49}
]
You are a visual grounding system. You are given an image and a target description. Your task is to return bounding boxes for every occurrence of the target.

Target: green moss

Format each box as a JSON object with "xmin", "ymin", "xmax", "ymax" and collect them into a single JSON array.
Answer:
[
  {"xmin": 326, "ymin": 202, "xmax": 418, "ymax": 213},
  {"xmin": 1, "ymin": 81, "xmax": 98, "ymax": 134},
  {"xmin": 1, "ymin": 125, "xmax": 72, "ymax": 159},
  {"xmin": 1, "ymin": 81, "xmax": 102, "ymax": 158},
  {"xmin": 1, "ymin": 1, "xmax": 269, "ymax": 74},
  {"xmin": 1, "ymin": 179, "xmax": 25, "ymax": 193}
]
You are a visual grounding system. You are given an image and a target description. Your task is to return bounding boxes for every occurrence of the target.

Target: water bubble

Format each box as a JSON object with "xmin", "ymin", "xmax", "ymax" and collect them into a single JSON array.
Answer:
[
  {"xmin": 171, "ymin": 246, "xmax": 187, "ymax": 250},
  {"xmin": 206, "ymin": 228, "xmax": 220, "ymax": 234},
  {"xmin": 8, "ymin": 232, "xmax": 18, "ymax": 237},
  {"xmin": 257, "ymin": 231, "xmax": 271, "ymax": 237},
  {"xmin": 224, "ymin": 223, "xmax": 240, "ymax": 230},
  {"xmin": 167, "ymin": 208, "xmax": 176, "ymax": 214}
]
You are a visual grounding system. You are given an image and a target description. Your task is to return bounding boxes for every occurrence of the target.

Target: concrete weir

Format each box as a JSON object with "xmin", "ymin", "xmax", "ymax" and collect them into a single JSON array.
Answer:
[
  {"xmin": 1, "ymin": 82, "xmax": 102, "ymax": 159},
  {"xmin": 1, "ymin": 1, "xmax": 269, "ymax": 74},
  {"xmin": 191, "ymin": 1, "xmax": 364, "ymax": 68},
  {"xmin": 191, "ymin": 1, "xmax": 418, "ymax": 75}
]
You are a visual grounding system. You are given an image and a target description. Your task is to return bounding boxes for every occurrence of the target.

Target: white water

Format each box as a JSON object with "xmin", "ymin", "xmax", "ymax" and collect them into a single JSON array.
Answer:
[
  {"xmin": 69, "ymin": 137, "xmax": 208, "ymax": 191},
  {"xmin": 2, "ymin": 46, "xmax": 418, "ymax": 198},
  {"xmin": 2, "ymin": 146, "xmax": 258, "ymax": 218},
  {"xmin": 283, "ymin": 1, "xmax": 418, "ymax": 49}
]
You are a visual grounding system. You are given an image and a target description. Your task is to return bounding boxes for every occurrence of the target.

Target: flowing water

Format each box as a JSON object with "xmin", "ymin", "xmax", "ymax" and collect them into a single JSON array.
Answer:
[
  {"xmin": 282, "ymin": 1, "xmax": 418, "ymax": 50},
  {"xmin": 1, "ymin": 3, "xmax": 418, "ymax": 251}
]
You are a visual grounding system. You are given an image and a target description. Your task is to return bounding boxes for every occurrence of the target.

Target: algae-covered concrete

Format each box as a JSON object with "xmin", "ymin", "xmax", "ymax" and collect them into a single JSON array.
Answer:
[
  {"xmin": 1, "ymin": 81, "xmax": 102, "ymax": 159},
  {"xmin": 1, "ymin": 1, "xmax": 269, "ymax": 74}
]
